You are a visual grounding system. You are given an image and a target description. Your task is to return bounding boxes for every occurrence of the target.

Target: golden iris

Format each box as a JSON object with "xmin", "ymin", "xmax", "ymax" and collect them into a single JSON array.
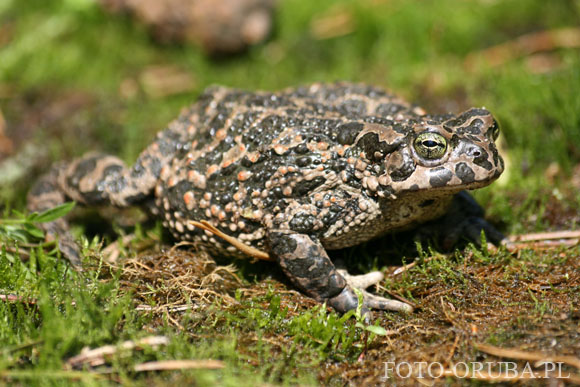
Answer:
[{"xmin": 414, "ymin": 132, "xmax": 447, "ymax": 160}]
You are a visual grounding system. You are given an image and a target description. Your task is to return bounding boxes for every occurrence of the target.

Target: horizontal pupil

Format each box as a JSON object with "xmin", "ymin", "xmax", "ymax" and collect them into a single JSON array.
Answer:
[{"xmin": 423, "ymin": 140, "xmax": 439, "ymax": 148}]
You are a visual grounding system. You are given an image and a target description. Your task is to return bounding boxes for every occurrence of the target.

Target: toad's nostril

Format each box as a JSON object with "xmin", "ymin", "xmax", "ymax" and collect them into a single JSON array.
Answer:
[{"xmin": 465, "ymin": 145, "xmax": 483, "ymax": 158}]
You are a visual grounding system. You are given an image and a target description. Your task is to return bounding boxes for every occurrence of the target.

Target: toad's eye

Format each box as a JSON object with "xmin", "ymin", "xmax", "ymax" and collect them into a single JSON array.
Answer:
[{"xmin": 414, "ymin": 132, "xmax": 447, "ymax": 160}]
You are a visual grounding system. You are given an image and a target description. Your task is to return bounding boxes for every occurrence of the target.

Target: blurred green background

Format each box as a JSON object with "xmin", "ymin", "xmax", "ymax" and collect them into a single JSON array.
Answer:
[{"xmin": 0, "ymin": 1, "xmax": 579, "ymax": 384}]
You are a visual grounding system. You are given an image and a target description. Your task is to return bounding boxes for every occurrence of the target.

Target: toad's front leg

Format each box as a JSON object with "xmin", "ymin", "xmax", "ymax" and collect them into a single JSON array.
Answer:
[{"xmin": 267, "ymin": 229, "xmax": 412, "ymax": 314}]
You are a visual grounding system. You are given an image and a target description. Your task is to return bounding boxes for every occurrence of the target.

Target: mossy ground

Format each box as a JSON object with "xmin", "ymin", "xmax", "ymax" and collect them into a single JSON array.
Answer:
[{"xmin": 1, "ymin": 0, "xmax": 579, "ymax": 385}]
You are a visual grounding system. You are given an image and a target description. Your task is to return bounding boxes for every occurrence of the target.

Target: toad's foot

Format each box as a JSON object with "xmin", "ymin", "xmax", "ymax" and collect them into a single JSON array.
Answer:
[
  {"xmin": 418, "ymin": 191, "xmax": 508, "ymax": 250},
  {"xmin": 337, "ymin": 269, "xmax": 413, "ymax": 313}
]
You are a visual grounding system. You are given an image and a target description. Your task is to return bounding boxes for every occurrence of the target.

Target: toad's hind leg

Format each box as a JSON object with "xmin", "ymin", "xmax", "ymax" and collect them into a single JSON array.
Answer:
[{"xmin": 27, "ymin": 125, "xmax": 188, "ymax": 266}]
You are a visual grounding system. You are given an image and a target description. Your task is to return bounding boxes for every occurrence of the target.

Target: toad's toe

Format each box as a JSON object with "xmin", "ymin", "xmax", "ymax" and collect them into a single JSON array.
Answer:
[
  {"xmin": 359, "ymin": 289, "xmax": 413, "ymax": 313},
  {"xmin": 332, "ymin": 270, "xmax": 414, "ymax": 313},
  {"xmin": 337, "ymin": 269, "xmax": 384, "ymax": 289}
]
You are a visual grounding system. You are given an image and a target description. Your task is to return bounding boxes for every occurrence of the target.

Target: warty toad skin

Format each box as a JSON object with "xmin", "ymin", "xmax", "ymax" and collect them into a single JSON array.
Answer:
[{"xmin": 28, "ymin": 82, "xmax": 506, "ymax": 314}]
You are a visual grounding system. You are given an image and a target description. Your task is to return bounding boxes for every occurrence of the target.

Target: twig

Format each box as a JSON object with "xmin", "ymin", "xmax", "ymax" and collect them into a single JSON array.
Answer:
[
  {"xmin": 310, "ymin": 5, "xmax": 355, "ymax": 40},
  {"xmin": 188, "ymin": 220, "xmax": 271, "ymax": 261},
  {"xmin": 392, "ymin": 256, "xmax": 435, "ymax": 276},
  {"xmin": 503, "ymin": 230, "xmax": 580, "ymax": 251},
  {"xmin": 439, "ymin": 296, "xmax": 457, "ymax": 327},
  {"xmin": 444, "ymin": 334, "xmax": 460, "ymax": 366},
  {"xmin": 465, "ymin": 27, "xmax": 580, "ymax": 68},
  {"xmin": 164, "ymin": 309, "xmax": 185, "ymax": 331},
  {"xmin": 134, "ymin": 359, "xmax": 224, "ymax": 372},
  {"xmin": 475, "ymin": 343, "xmax": 580, "ymax": 370},
  {"xmin": 0, "ymin": 294, "xmax": 37, "ymax": 304},
  {"xmin": 509, "ymin": 230, "xmax": 580, "ymax": 243},
  {"xmin": 135, "ymin": 304, "xmax": 193, "ymax": 312},
  {"xmin": 511, "ymin": 240, "xmax": 578, "ymax": 250},
  {"xmin": 66, "ymin": 336, "xmax": 169, "ymax": 369},
  {"xmin": 0, "ymin": 245, "xmax": 31, "ymax": 258}
]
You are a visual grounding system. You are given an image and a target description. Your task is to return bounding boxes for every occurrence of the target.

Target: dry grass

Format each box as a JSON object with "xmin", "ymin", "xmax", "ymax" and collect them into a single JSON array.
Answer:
[{"xmin": 98, "ymin": 238, "xmax": 580, "ymax": 385}]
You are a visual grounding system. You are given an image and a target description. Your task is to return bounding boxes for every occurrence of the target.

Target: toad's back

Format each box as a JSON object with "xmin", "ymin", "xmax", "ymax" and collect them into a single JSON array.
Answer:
[{"xmin": 152, "ymin": 83, "xmax": 428, "ymax": 255}]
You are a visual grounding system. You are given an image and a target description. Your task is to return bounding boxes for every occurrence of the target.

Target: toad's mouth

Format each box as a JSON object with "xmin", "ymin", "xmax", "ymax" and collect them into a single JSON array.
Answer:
[
  {"xmin": 376, "ymin": 180, "xmax": 492, "ymax": 206},
  {"xmin": 375, "ymin": 161, "xmax": 503, "ymax": 199}
]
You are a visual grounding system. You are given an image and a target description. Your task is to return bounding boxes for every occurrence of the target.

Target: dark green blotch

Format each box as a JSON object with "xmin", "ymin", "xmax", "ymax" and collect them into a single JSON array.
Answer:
[
  {"xmin": 67, "ymin": 155, "xmax": 99, "ymax": 189},
  {"xmin": 269, "ymin": 232, "xmax": 298, "ymax": 256},
  {"xmin": 336, "ymin": 122, "xmax": 364, "ymax": 145},
  {"xmin": 289, "ymin": 212, "xmax": 317, "ymax": 233},
  {"xmin": 294, "ymin": 176, "xmax": 326, "ymax": 196},
  {"xmin": 429, "ymin": 167, "xmax": 453, "ymax": 188},
  {"xmin": 455, "ymin": 162, "xmax": 475, "ymax": 183},
  {"xmin": 282, "ymin": 252, "xmax": 335, "ymax": 291},
  {"xmin": 474, "ymin": 150, "xmax": 493, "ymax": 170},
  {"xmin": 390, "ymin": 157, "xmax": 416, "ymax": 181},
  {"xmin": 356, "ymin": 132, "xmax": 395, "ymax": 161}
]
